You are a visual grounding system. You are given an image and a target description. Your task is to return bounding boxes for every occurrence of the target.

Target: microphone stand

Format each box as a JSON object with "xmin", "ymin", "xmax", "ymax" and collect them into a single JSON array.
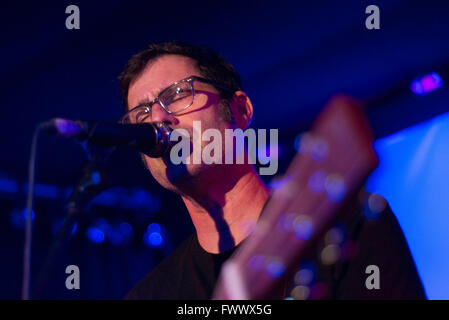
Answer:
[{"xmin": 32, "ymin": 144, "xmax": 113, "ymax": 299}]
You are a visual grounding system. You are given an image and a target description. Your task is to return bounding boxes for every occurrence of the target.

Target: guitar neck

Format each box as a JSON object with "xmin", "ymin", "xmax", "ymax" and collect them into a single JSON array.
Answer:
[{"xmin": 213, "ymin": 95, "xmax": 378, "ymax": 300}]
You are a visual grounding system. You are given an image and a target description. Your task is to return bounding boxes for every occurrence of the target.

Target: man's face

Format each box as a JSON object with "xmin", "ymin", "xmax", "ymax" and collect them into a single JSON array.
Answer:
[{"xmin": 127, "ymin": 54, "xmax": 234, "ymax": 191}]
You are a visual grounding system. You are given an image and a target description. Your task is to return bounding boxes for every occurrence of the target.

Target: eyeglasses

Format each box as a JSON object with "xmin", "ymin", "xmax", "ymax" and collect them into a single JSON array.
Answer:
[{"xmin": 120, "ymin": 76, "xmax": 232, "ymax": 124}]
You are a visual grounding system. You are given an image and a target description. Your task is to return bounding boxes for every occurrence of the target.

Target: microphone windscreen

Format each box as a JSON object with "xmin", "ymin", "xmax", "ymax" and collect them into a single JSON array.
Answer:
[{"xmin": 41, "ymin": 118, "xmax": 84, "ymax": 138}]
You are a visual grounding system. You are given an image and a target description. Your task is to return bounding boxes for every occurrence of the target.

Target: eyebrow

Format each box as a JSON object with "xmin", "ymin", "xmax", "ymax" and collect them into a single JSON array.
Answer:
[
  {"xmin": 135, "ymin": 97, "xmax": 152, "ymax": 109},
  {"xmin": 133, "ymin": 88, "xmax": 161, "ymax": 109},
  {"xmin": 133, "ymin": 82, "xmax": 171, "ymax": 109}
]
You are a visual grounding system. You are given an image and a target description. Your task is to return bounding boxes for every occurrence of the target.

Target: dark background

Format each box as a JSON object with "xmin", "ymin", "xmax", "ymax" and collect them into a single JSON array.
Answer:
[{"xmin": 1, "ymin": 0, "xmax": 448, "ymax": 299}]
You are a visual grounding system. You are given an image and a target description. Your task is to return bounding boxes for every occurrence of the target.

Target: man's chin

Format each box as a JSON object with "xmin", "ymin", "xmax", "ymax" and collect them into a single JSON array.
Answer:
[
  {"xmin": 148, "ymin": 152, "xmax": 220, "ymax": 191},
  {"xmin": 147, "ymin": 158, "xmax": 195, "ymax": 187}
]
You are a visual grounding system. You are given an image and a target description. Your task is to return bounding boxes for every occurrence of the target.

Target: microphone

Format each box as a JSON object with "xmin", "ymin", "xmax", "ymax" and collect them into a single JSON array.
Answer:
[{"xmin": 41, "ymin": 118, "xmax": 173, "ymax": 157}]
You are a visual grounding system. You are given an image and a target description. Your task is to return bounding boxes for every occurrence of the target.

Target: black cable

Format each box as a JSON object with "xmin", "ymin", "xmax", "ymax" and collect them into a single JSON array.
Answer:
[{"xmin": 22, "ymin": 123, "xmax": 45, "ymax": 300}]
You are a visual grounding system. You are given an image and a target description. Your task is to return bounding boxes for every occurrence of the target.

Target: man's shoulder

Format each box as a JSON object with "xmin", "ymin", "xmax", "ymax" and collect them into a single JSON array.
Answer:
[
  {"xmin": 332, "ymin": 191, "xmax": 427, "ymax": 299},
  {"xmin": 125, "ymin": 233, "xmax": 196, "ymax": 300}
]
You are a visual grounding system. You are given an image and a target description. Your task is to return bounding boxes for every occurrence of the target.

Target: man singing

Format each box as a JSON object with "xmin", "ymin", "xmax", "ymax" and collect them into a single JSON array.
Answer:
[{"xmin": 119, "ymin": 41, "xmax": 425, "ymax": 300}]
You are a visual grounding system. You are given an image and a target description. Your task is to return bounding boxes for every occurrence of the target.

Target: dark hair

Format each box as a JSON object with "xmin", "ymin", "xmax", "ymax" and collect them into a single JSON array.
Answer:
[{"xmin": 118, "ymin": 41, "xmax": 242, "ymax": 121}]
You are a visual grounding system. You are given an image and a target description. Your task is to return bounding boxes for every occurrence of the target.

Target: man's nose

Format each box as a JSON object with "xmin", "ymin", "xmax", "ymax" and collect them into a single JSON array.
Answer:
[{"xmin": 151, "ymin": 103, "xmax": 177, "ymax": 124}]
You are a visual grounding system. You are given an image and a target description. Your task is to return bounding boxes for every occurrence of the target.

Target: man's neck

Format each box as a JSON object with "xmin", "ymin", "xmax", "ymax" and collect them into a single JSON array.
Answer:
[{"xmin": 181, "ymin": 165, "xmax": 270, "ymax": 254}]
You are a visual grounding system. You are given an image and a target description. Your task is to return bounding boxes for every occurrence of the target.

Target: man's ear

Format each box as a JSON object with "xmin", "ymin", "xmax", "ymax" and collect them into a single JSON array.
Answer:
[{"xmin": 229, "ymin": 91, "xmax": 254, "ymax": 129}]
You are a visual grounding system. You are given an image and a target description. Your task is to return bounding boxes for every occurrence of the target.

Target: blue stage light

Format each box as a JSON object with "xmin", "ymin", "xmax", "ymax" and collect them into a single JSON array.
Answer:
[
  {"xmin": 71, "ymin": 222, "xmax": 78, "ymax": 235},
  {"xmin": 102, "ymin": 222, "xmax": 134, "ymax": 246},
  {"xmin": 147, "ymin": 232, "xmax": 163, "ymax": 246},
  {"xmin": 10, "ymin": 208, "xmax": 35, "ymax": 229},
  {"xmin": 0, "ymin": 178, "xmax": 19, "ymax": 194},
  {"xmin": 85, "ymin": 218, "xmax": 109, "ymax": 243},
  {"xmin": 410, "ymin": 72, "xmax": 442, "ymax": 95},
  {"xmin": 52, "ymin": 218, "xmax": 78, "ymax": 236},
  {"xmin": 91, "ymin": 171, "xmax": 101, "ymax": 185},
  {"xmin": 22, "ymin": 208, "xmax": 35, "ymax": 221},
  {"xmin": 146, "ymin": 223, "xmax": 161, "ymax": 233},
  {"xmin": 23, "ymin": 182, "xmax": 60, "ymax": 199},
  {"xmin": 86, "ymin": 227, "xmax": 105, "ymax": 243},
  {"xmin": 143, "ymin": 223, "xmax": 164, "ymax": 247},
  {"xmin": 91, "ymin": 187, "xmax": 161, "ymax": 213},
  {"xmin": 91, "ymin": 189, "xmax": 120, "ymax": 206},
  {"xmin": 129, "ymin": 188, "xmax": 162, "ymax": 213},
  {"xmin": 35, "ymin": 183, "xmax": 60, "ymax": 198}
]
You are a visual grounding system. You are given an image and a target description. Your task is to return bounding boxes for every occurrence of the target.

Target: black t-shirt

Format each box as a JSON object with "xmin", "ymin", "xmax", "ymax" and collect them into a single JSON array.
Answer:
[{"xmin": 125, "ymin": 193, "xmax": 426, "ymax": 300}]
